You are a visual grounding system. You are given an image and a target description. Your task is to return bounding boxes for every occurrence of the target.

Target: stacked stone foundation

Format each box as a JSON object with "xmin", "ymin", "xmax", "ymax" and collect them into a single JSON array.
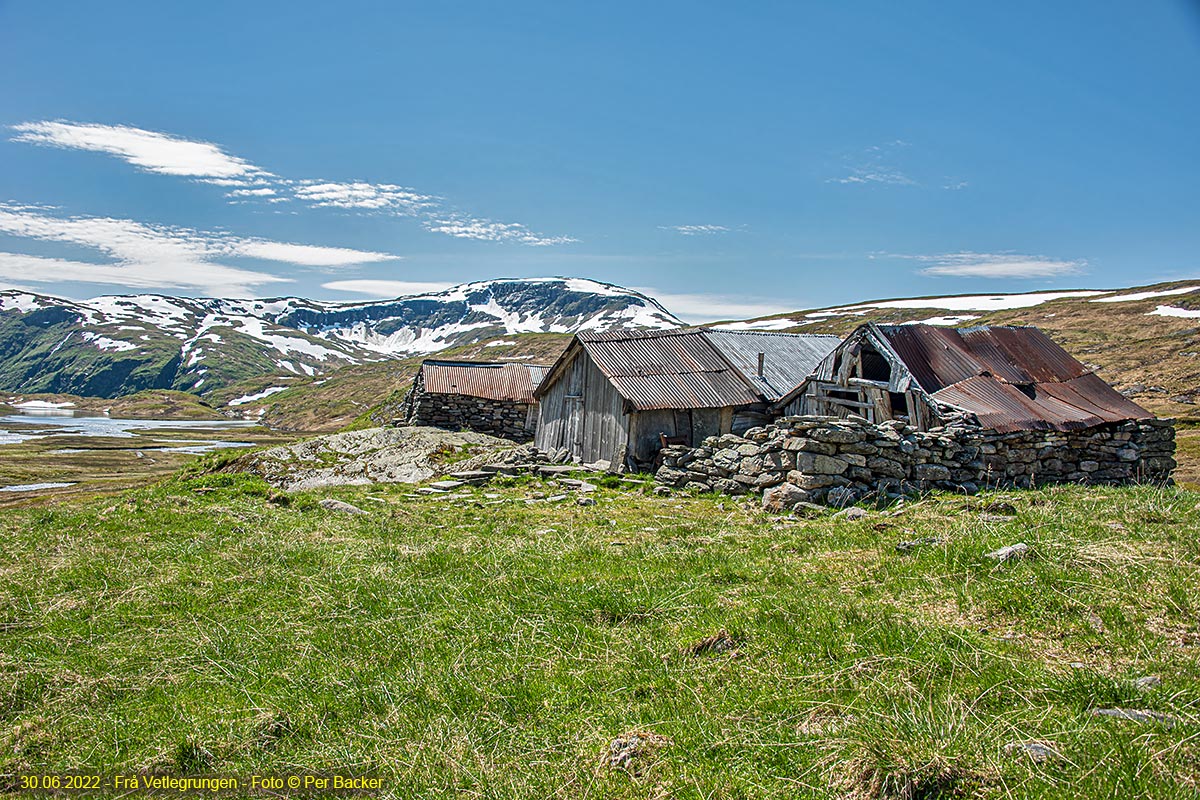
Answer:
[
  {"xmin": 404, "ymin": 386, "xmax": 537, "ymax": 442},
  {"xmin": 655, "ymin": 415, "xmax": 1176, "ymax": 509}
]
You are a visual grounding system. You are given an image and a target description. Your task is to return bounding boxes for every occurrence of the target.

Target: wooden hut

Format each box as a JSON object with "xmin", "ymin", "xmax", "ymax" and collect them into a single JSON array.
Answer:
[
  {"xmin": 534, "ymin": 329, "xmax": 839, "ymax": 468},
  {"xmin": 775, "ymin": 323, "xmax": 1153, "ymax": 432}
]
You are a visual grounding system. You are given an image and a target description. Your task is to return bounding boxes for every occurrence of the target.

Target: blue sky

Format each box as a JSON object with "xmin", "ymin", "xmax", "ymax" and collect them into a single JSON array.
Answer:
[{"xmin": 1, "ymin": 1, "xmax": 1198, "ymax": 321}]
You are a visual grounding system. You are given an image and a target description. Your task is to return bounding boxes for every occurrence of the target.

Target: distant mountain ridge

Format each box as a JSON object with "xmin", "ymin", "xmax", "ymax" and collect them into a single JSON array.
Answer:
[{"xmin": 0, "ymin": 278, "xmax": 682, "ymax": 398}]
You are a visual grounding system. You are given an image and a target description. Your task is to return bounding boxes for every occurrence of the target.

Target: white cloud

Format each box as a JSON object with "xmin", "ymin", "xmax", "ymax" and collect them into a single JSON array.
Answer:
[
  {"xmin": 292, "ymin": 181, "xmax": 436, "ymax": 214},
  {"xmin": 322, "ymin": 279, "xmax": 456, "ymax": 298},
  {"xmin": 634, "ymin": 287, "xmax": 794, "ymax": 324},
  {"xmin": 0, "ymin": 204, "xmax": 399, "ymax": 295},
  {"xmin": 424, "ymin": 216, "xmax": 578, "ymax": 246},
  {"xmin": 227, "ymin": 187, "xmax": 276, "ymax": 197},
  {"xmin": 659, "ymin": 224, "xmax": 730, "ymax": 235},
  {"xmin": 0, "ymin": 251, "xmax": 284, "ymax": 295},
  {"xmin": 914, "ymin": 252, "xmax": 1086, "ymax": 278},
  {"xmin": 11, "ymin": 121, "xmax": 268, "ymax": 182},
  {"xmin": 230, "ymin": 241, "xmax": 395, "ymax": 267},
  {"xmin": 12, "ymin": 120, "xmax": 575, "ymax": 246}
]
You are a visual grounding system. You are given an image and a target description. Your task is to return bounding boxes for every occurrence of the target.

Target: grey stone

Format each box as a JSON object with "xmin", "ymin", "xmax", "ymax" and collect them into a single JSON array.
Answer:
[
  {"xmin": 1003, "ymin": 741, "xmax": 1062, "ymax": 763},
  {"xmin": 825, "ymin": 486, "xmax": 861, "ymax": 507},
  {"xmin": 428, "ymin": 479, "xmax": 466, "ymax": 490},
  {"xmin": 985, "ymin": 543, "xmax": 1030, "ymax": 562},
  {"xmin": 810, "ymin": 427, "xmax": 865, "ymax": 444},
  {"xmin": 318, "ymin": 498, "xmax": 368, "ymax": 515},
  {"xmin": 762, "ymin": 482, "xmax": 811, "ymax": 513},
  {"xmin": 896, "ymin": 536, "xmax": 942, "ymax": 553},
  {"xmin": 1091, "ymin": 708, "xmax": 1179, "ymax": 727},
  {"xmin": 785, "ymin": 470, "xmax": 843, "ymax": 490},
  {"xmin": 794, "ymin": 453, "xmax": 849, "ymax": 475},
  {"xmin": 834, "ymin": 506, "xmax": 870, "ymax": 521},
  {"xmin": 913, "ymin": 463, "xmax": 951, "ymax": 481}
]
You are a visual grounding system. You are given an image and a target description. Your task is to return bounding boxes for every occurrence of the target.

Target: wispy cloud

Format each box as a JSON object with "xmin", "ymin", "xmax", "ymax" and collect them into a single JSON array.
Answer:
[
  {"xmin": 12, "ymin": 120, "xmax": 575, "ymax": 246},
  {"xmin": 11, "ymin": 121, "xmax": 271, "ymax": 184},
  {"xmin": 828, "ymin": 141, "xmax": 917, "ymax": 187},
  {"xmin": 322, "ymin": 279, "xmax": 456, "ymax": 298},
  {"xmin": 909, "ymin": 251, "xmax": 1087, "ymax": 278},
  {"xmin": 231, "ymin": 241, "xmax": 395, "ymax": 267},
  {"xmin": 0, "ymin": 251, "xmax": 280, "ymax": 294},
  {"xmin": 424, "ymin": 216, "xmax": 578, "ymax": 246},
  {"xmin": 0, "ymin": 203, "xmax": 398, "ymax": 294},
  {"xmin": 634, "ymin": 287, "xmax": 794, "ymax": 324},
  {"xmin": 291, "ymin": 181, "xmax": 436, "ymax": 214},
  {"xmin": 659, "ymin": 224, "xmax": 731, "ymax": 236}
]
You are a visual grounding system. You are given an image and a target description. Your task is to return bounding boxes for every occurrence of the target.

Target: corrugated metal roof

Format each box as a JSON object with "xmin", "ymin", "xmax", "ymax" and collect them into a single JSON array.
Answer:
[
  {"xmin": 575, "ymin": 329, "xmax": 760, "ymax": 411},
  {"xmin": 420, "ymin": 360, "xmax": 549, "ymax": 403},
  {"xmin": 703, "ymin": 330, "xmax": 841, "ymax": 401},
  {"xmin": 871, "ymin": 324, "xmax": 1152, "ymax": 432},
  {"xmin": 875, "ymin": 324, "xmax": 1088, "ymax": 392}
]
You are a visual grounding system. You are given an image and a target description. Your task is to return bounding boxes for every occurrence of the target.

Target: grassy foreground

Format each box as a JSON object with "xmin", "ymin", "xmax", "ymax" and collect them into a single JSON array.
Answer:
[{"xmin": 1, "ymin": 473, "xmax": 1198, "ymax": 798}]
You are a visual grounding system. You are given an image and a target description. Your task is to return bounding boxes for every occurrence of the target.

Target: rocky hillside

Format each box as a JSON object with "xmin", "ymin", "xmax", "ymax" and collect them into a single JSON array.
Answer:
[
  {"xmin": 716, "ymin": 280, "xmax": 1200, "ymax": 418},
  {"xmin": 0, "ymin": 278, "xmax": 680, "ymax": 398}
]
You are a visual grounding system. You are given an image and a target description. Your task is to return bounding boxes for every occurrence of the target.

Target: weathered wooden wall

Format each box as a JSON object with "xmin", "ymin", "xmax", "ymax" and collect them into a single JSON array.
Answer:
[{"xmin": 535, "ymin": 349, "xmax": 630, "ymax": 465}]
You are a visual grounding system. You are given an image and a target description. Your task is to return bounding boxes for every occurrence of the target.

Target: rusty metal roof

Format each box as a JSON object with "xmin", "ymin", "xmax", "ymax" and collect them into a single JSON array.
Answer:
[
  {"xmin": 538, "ymin": 328, "xmax": 840, "ymax": 411},
  {"xmin": 573, "ymin": 329, "xmax": 761, "ymax": 411},
  {"xmin": 703, "ymin": 330, "xmax": 841, "ymax": 401},
  {"xmin": 420, "ymin": 360, "xmax": 549, "ymax": 403},
  {"xmin": 871, "ymin": 324, "xmax": 1152, "ymax": 432}
]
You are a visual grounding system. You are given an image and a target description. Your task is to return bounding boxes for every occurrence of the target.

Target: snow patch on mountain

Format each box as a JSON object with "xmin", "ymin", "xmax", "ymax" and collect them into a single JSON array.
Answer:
[
  {"xmin": 1094, "ymin": 287, "xmax": 1199, "ymax": 303},
  {"xmin": 1149, "ymin": 305, "xmax": 1200, "ymax": 319},
  {"xmin": 826, "ymin": 290, "xmax": 1108, "ymax": 314}
]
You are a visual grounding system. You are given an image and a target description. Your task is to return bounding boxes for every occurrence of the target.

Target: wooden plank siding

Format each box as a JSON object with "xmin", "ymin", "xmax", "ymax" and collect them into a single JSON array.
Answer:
[{"xmin": 535, "ymin": 349, "xmax": 631, "ymax": 466}]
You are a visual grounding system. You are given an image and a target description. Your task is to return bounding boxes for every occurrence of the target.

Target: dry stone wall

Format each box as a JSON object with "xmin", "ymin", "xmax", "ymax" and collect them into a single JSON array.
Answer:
[
  {"xmin": 404, "ymin": 384, "xmax": 538, "ymax": 442},
  {"xmin": 655, "ymin": 415, "xmax": 1176, "ymax": 509}
]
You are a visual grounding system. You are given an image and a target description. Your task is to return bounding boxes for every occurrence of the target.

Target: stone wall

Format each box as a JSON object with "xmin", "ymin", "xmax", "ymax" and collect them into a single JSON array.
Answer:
[
  {"xmin": 655, "ymin": 415, "xmax": 1176, "ymax": 509},
  {"xmin": 404, "ymin": 384, "xmax": 538, "ymax": 442}
]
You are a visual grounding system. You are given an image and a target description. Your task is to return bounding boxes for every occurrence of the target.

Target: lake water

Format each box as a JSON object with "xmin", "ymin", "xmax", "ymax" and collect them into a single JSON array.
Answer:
[
  {"xmin": 0, "ymin": 412, "xmax": 260, "ymax": 446},
  {"xmin": 0, "ymin": 411, "xmax": 264, "ymax": 494}
]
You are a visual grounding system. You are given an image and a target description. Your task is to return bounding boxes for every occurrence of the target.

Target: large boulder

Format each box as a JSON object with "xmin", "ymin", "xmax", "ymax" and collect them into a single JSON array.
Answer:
[{"xmin": 762, "ymin": 482, "xmax": 811, "ymax": 513}]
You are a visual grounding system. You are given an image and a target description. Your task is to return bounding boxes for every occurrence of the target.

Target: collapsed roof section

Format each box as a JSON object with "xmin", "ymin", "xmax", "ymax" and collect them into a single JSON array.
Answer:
[{"xmin": 866, "ymin": 324, "xmax": 1152, "ymax": 432}]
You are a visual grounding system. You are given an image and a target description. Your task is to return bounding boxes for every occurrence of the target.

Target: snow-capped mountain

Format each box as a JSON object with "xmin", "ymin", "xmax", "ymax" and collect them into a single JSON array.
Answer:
[{"xmin": 0, "ymin": 278, "xmax": 682, "ymax": 398}]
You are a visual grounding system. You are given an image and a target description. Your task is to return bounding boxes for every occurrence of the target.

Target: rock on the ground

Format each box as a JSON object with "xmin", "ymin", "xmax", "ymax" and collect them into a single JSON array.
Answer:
[
  {"xmin": 1091, "ymin": 708, "xmax": 1179, "ymax": 727},
  {"xmin": 834, "ymin": 507, "xmax": 870, "ymax": 521},
  {"xmin": 318, "ymin": 498, "xmax": 368, "ymax": 515},
  {"xmin": 985, "ymin": 543, "xmax": 1030, "ymax": 561},
  {"xmin": 762, "ymin": 482, "xmax": 809, "ymax": 513},
  {"xmin": 226, "ymin": 426, "xmax": 514, "ymax": 492},
  {"xmin": 604, "ymin": 731, "xmax": 672, "ymax": 775},
  {"xmin": 1003, "ymin": 741, "xmax": 1062, "ymax": 763}
]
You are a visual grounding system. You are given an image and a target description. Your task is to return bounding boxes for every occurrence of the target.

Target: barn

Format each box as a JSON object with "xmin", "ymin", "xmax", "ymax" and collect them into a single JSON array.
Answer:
[
  {"xmin": 533, "ymin": 328, "xmax": 840, "ymax": 469},
  {"xmin": 402, "ymin": 359, "xmax": 549, "ymax": 441},
  {"xmin": 775, "ymin": 323, "xmax": 1153, "ymax": 432}
]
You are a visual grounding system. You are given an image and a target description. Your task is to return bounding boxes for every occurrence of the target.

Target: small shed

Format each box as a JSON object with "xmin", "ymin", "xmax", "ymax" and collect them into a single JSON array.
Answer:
[
  {"xmin": 402, "ymin": 359, "xmax": 549, "ymax": 441},
  {"xmin": 775, "ymin": 323, "xmax": 1153, "ymax": 432},
  {"xmin": 533, "ymin": 328, "xmax": 840, "ymax": 468}
]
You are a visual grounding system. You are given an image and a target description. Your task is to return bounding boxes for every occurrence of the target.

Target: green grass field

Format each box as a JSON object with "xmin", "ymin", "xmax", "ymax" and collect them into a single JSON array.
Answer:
[{"xmin": 1, "ymin": 471, "xmax": 1198, "ymax": 798}]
